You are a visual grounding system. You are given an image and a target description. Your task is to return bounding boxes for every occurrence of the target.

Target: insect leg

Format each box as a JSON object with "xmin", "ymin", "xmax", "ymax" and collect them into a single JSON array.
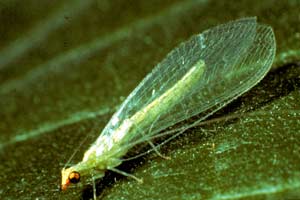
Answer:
[
  {"xmin": 135, "ymin": 114, "xmax": 170, "ymax": 159},
  {"xmin": 92, "ymin": 175, "xmax": 97, "ymax": 200},
  {"xmin": 108, "ymin": 167, "xmax": 143, "ymax": 183}
]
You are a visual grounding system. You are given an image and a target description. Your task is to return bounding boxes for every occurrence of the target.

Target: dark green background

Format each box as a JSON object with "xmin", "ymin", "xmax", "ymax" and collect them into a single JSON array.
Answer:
[{"xmin": 0, "ymin": 0, "xmax": 299, "ymax": 199}]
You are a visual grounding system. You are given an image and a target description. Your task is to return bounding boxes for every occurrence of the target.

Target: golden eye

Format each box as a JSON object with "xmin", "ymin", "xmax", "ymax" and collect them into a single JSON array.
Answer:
[{"xmin": 68, "ymin": 171, "xmax": 80, "ymax": 184}]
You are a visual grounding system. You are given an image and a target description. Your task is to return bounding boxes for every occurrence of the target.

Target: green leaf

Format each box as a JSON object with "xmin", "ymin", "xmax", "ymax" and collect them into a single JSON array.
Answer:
[{"xmin": 0, "ymin": 0, "xmax": 299, "ymax": 199}]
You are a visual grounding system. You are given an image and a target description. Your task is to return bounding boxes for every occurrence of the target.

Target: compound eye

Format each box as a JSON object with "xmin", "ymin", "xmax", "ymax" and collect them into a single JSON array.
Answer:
[{"xmin": 68, "ymin": 171, "xmax": 80, "ymax": 184}]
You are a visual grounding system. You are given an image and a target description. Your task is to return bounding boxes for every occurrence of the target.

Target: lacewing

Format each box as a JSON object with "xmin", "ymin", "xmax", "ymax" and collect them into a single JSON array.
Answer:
[{"xmin": 61, "ymin": 17, "xmax": 276, "ymax": 193}]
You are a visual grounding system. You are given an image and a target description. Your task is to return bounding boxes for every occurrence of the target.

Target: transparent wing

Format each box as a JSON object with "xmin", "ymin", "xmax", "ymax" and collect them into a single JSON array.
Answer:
[{"xmin": 100, "ymin": 17, "xmax": 276, "ymax": 145}]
